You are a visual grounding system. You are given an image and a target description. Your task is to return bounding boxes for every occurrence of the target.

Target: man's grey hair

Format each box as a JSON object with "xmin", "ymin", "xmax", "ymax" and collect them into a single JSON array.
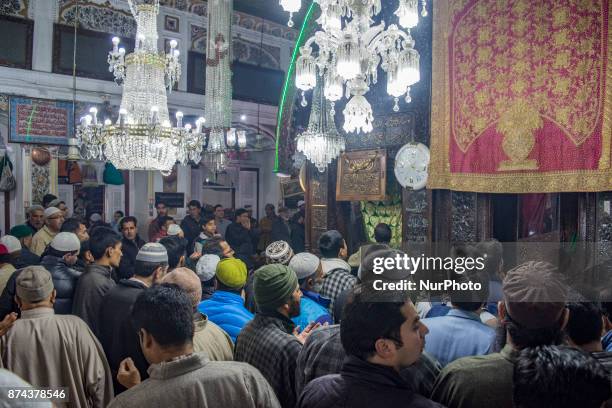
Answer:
[{"xmin": 27, "ymin": 205, "xmax": 44, "ymax": 215}]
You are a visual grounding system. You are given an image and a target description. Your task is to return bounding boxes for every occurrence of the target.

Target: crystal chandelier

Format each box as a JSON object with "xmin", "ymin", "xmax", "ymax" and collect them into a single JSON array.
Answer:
[
  {"xmin": 204, "ymin": 0, "xmax": 234, "ymax": 172},
  {"xmin": 295, "ymin": 0, "xmax": 426, "ymax": 134},
  {"xmin": 296, "ymin": 78, "xmax": 345, "ymax": 172},
  {"xmin": 76, "ymin": 0, "xmax": 204, "ymax": 175}
]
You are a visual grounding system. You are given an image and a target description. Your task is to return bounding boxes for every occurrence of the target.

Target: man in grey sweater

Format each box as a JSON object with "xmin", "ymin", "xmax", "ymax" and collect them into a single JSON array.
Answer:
[{"xmin": 108, "ymin": 284, "xmax": 280, "ymax": 408}]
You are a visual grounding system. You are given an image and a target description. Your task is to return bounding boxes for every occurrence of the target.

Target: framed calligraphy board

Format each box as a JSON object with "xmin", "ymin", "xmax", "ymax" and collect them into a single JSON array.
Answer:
[
  {"xmin": 336, "ymin": 149, "xmax": 387, "ymax": 201},
  {"xmin": 9, "ymin": 97, "xmax": 74, "ymax": 145}
]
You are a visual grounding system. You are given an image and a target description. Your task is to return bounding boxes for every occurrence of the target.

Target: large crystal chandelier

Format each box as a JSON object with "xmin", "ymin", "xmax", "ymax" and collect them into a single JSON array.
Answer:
[
  {"xmin": 76, "ymin": 0, "xmax": 204, "ymax": 175},
  {"xmin": 295, "ymin": 0, "xmax": 426, "ymax": 134},
  {"xmin": 296, "ymin": 78, "xmax": 345, "ymax": 172},
  {"xmin": 203, "ymin": 0, "xmax": 234, "ymax": 172}
]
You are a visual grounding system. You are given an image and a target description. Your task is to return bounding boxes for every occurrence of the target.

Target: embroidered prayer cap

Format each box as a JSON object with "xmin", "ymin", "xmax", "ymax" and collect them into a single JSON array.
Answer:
[
  {"xmin": 50, "ymin": 232, "xmax": 80, "ymax": 253},
  {"xmin": 0, "ymin": 235, "xmax": 21, "ymax": 253},
  {"xmin": 44, "ymin": 207, "xmax": 62, "ymax": 218},
  {"xmin": 136, "ymin": 243, "xmax": 169, "ymax": 264},
  {"xmin": 265, "ymin": 240, "xmax": 294, "ymax": 265}
]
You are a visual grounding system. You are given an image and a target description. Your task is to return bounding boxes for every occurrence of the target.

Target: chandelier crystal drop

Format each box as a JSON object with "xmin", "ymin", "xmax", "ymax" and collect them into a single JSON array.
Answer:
[
  {"xmin": 295, "ymin": 0, "xmax": 427, "ymax": 133},
  {"xmin": 296, "ymin": 79, "xmax": 345, "ymax": 172},
  {"xmin": 77, "ymin": 0, "xmax": 202, "ymax": 174}
]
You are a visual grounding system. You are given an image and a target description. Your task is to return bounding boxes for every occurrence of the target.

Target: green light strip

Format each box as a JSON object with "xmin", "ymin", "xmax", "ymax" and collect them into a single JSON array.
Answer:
[{"xmin": 274, "ymin": 1, "xmax": 316, "ymax": 172}]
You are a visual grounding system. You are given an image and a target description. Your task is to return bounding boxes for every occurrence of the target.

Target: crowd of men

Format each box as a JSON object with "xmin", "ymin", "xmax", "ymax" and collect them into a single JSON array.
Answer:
[{"xmin": 0, "ymin": 193, "xmax": 610, "ymax": 407}]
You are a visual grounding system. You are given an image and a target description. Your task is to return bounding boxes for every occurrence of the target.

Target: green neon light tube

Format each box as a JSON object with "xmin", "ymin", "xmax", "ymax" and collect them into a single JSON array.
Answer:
[{"xmin": 274, "ymin": 1, "xmax": 316, "ymax": 173}]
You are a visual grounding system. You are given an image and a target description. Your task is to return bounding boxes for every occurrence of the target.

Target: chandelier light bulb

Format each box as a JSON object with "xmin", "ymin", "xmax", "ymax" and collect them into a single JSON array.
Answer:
[
  {"xmin": 395, "ymin": 0, "xmax": 419, "ymax": 29},
  {"xmin": 337, "ymin": 34, "xmax": 360, "ymax": 80},
  {"xmin": 112, "ymin": 36, "xmax": 120, "ymax": 46},
  {"xmin": 169, "ymin": 39, "xmax": 177, "ymax": 49},
  {"xmin": 185, "ymin": 123, "xmax": 192, "ymax": 131},
  {"xmin": 175, "ymin": 111, "xmax": 184, "ymax": 127},
  {"xmin": 119, "ymin": 47, "xmax": 126, "ymax": 55},
  {"xmin": 84, "ymin": 115, "xmax": 92, "ymax": 126},
  {"xmin": 237, "ymin": 130, "xmax": 247, "ymax": 149},
  {"xmin": 240, "ymin": 114, "xmax": 247, "ymax": 121},
  {"xmin": 295, "ymin": 47, "xmax": 317, "ymax": 92},
  {"xmin": 226, "ymin": 128, "xmax": 237, "ymax": 147},
  {"xmin": 104, "ymin": 119, "xmax": 112, "ymax": 126}
]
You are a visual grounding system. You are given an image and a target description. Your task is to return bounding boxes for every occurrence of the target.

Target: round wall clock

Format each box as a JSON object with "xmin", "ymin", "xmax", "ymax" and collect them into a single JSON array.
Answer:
[{"xmin": 394, "ymin": 142, "xmax": 430, "ymax": 190}]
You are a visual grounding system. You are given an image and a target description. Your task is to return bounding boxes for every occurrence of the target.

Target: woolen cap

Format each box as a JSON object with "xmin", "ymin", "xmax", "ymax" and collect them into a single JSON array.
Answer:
[
  {"xmin": 503, "ymin": 261, "xmax": 568, "ymax": 329},
  {"xmin": 9, "ymin": 224, "xmax": 34, "ymax": 238},
  {"xmin": 167, "ymin": 224, "xmax": 182, "ymax": 236},
  {"xmin": 254, "ymin": 264, "xmax": 298, "ymax": 311},
  {"xmin": 136, "ymin": 243, "xmax": 168, "ymax": 263},
  {"xmin": 44, "ymin": 207, "xmax": 62, "ymax": 218},
  {"xmin": 216, "ymin": 258, "xmax": 247, "ymax": 288},
  {"xmin": 0, "ymin": 244, "xmax": 8, "ymax": 256},
  {"xmin": 50, "ymin": 232, "xmax": 80, "ymax": 253},
  {"xmin": 48, "ymin": 198, "xmax": 62, "ymax": 208},
  {"xmin": 265, "ymin": 240, "xmax": 294, "ymax": 265},
  {"xmin": 16, "ymin": 266, "xmax": 54, "ymax": 303},
  {"xmin": 289, "ymin": 252, "xmax": 320, "ymax": 280},
  {"xmin": 0, "ymin": 235, "xmax": 21, "ymax": 253},
  {"xmin": 196, "ymin": 254, "xmax": 221, "ymax": 282}
]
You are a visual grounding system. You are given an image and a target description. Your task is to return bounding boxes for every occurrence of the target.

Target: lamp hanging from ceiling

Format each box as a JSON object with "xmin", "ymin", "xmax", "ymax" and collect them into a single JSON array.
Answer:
[
  {"xmin": 294, "ymin": 0, "xmax": 427, "ymax": 134},
  {"xmin": 76, "ymin": 0, "xmax": 204, "ymax": 175},
  {"xmin": 203, "ymin": 0, "xmax": 234, "ymax": 172},
  {"xmin": 296, "ymin": 77, "xmax": 345, "ymax": 172}
]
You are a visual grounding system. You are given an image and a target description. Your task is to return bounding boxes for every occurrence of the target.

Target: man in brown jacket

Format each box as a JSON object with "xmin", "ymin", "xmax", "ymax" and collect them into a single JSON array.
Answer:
[{"xmin": 0, "ymin": 266, "xmax": 113, "ymax": 407}]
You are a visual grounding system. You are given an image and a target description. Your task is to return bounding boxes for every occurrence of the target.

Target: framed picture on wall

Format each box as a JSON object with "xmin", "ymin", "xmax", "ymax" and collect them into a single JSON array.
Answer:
[
  {"xmin": 164, "ymin": 15, "xmax": 179, "ymax": 32},
  {"xmin": 280, "ymin": 178, "xmax": 303, "ymax": 198},
  {"xmin": 9, "ymin": 97, "xmax": 74, "ymax": 145}
]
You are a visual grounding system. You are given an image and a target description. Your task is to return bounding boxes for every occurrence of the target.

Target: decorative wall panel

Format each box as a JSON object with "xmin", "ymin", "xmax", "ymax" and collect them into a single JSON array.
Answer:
[
  {"xmin": 451, "ymin": 191, "xmax": 477, "ymax": 242},
  {"xmin": 58, "ymin": 0, "xmax": 136, "ymax": 38},
  {"xmin": 0, "ymin": 0, "xmax": 28, "ymax": 18}
]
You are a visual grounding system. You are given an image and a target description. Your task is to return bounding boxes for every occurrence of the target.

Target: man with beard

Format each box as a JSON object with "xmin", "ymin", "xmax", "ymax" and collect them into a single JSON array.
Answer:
[
  {"xmin": 235, "ymin": 264, "xmax": 319, "ymax": 408},
  {"xmin": 297, "ymin": 287, "xmax": 440, "ymax": 408},
  {"xmin": 148, "ymin": 202, "xmax": 168, "ymax": 243},
  {"xmin": 26, "ymin": 205, "xmax": 45, "ymax": 233},
  {"xmin": 118, "ymin": 216, "xmax": 146, "ymax": 280}
]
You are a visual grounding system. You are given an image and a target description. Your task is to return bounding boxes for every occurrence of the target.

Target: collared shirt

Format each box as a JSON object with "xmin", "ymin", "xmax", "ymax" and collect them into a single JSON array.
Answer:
[
  {"xmin": 422, "ymin": 308, "xmax": 496, "ymax": 367},
  {"xmin": 431, "ymin": 344, "xmax": 516, "ymax": 408},
  {"xmin": 235, "ymin": 311, "xmax": 302, "ymax": 408},
  {"xmin": 319, "ymin": 268, "xmax": 357, "ymax": 313}
]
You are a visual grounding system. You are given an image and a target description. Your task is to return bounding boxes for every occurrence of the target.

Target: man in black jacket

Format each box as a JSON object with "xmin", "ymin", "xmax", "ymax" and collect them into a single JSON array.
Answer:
[
  {"xmin": 39, "ymin": 232, "xmax": 82, "ymax": 315},
  {"xmin": 180, "ymin": 200, "xmax": 203, "ymax": 255},
  {"xmin": 99, "ymin": 242, "xmax": 168, "ymax": 394},
  {"xmin": 297, "ymin": 287, "xmax": 442, "ymax": 408},
  {"xmin": 118, "ymin": 216, "xmax": 146, "ymax": 280},
  {"xmin": 225, "ymin": 208, "xmax": 258, "ymax": 270}
]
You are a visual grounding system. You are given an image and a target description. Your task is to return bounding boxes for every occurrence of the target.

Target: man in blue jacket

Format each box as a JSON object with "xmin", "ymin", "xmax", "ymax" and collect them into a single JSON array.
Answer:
[
  {"xmin": 289, "ymin": 252, "xmax": 331, "ymax": 329},
  {"xmin": 198, "ymin": 257, "xmax": 253, "ymax": 342}
]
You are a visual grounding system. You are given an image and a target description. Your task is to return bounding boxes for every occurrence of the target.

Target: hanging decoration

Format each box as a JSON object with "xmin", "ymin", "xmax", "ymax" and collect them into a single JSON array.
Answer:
[
  {"xmin": 296, "ymin": 78, "xmax": 345, "ymax": 172},
  {"xmin": 204, "ymin": 0, "xmax": 234, "ymax": 172},
  {"xmin": 76, "ymin": 0, "xmax": 204, "ymax": 175},
  {"xmin": 294, "ymin": 0, "xmax": 426, "ymax": 134}
]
